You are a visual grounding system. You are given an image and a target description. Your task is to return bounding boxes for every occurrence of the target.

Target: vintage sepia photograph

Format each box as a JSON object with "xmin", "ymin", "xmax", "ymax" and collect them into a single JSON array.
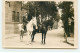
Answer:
[{"xmin": 3, "ymin": 0, "xmax": 78, "ymax": 48}]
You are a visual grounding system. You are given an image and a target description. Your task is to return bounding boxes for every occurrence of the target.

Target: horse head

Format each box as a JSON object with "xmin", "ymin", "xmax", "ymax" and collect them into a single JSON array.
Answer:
[{"xmin": 32, "ymin": 18, "xmax": 38, "ymax": 29}]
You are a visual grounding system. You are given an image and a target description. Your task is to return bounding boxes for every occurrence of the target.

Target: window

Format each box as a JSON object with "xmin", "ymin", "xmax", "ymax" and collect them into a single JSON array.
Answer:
[
  {"xmin": 6, "ymin": 1, "xmax": 10, "ymax": 7},
  {"xmin": 12, "ymin": 11, "xmax": 15, "ymax": 22},
  {"xmin": 8, "ymin": 2, "xmax": 10, "ymax": 7},
  {"xmin": 12, "ymin": 11, "xmax": 19, "ymax": 22},
  {"xmin": 16, "ymin": 12, "xmax": 19, "ymax": 22}
]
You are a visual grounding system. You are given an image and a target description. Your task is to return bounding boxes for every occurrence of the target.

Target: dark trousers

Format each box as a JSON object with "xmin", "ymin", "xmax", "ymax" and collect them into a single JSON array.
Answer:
[{"xmin": 24, "ymin": 25, "xmax": 27, "ymax": 33}]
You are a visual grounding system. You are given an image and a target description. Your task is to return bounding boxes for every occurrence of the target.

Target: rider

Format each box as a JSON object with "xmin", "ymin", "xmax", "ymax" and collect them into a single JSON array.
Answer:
[
  {"xmin": 23, "ymin": 12, "xmax": 28, "ymax": 33},
  {"xmin": 37, "ymin": 14, "xmax": 42, "ymax": 32}
]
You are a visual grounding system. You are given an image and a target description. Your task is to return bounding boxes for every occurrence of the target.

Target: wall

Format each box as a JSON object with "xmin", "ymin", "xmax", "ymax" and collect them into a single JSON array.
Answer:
[{"xmin": 5, "ymin": 1, "xmax": 23, "ymax": 34}]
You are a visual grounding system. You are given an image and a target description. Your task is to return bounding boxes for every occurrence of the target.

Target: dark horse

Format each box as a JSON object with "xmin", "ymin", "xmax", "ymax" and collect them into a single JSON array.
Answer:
[{"xmin": 31, "ymin": 20, "xmax": 53, "ymax": 44}]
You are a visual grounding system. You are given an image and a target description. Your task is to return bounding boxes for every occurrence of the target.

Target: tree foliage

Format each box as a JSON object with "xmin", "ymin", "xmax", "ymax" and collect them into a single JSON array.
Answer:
[
  {"xmin": 58, "ymin": 1, "xmax": 74, "ymax": 36},
  {"xmin": 58, "ymin": 1, "xmax": 74, "ymax": 22},
  {"xmin": 22, "ymin": 1, "xmax": 58, "ymax": 21}
]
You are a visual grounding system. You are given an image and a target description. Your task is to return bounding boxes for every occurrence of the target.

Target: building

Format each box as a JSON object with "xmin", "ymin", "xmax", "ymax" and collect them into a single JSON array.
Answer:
[{"xmin": 5, "ymin": 1, "xmax": 27, "ymax": 34}]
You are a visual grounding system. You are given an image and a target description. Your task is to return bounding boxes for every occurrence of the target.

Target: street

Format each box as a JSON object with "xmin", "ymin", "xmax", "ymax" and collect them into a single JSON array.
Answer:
[{"xmin": 3, "ymin": 28, "xmax": 74, "ymax": 48}]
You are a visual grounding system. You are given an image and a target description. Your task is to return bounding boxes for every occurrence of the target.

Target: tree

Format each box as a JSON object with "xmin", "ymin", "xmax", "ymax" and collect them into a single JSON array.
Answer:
[
  {"xmin": 58, "ymin": 1, "xmax": 74, "ymax": 37},
  {"xmin": 22, "ymin": 1, "xmax": 58, "ymax": 21},
  {"xmin": 58, "ymin": 1, "xmax": 74, "ymax": 22}
]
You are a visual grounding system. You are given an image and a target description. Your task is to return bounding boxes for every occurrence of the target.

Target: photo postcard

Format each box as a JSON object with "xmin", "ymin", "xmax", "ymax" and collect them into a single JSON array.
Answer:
[{"xmin": 2, "ymin": 0, "xmax": 78, "ymax": 48}]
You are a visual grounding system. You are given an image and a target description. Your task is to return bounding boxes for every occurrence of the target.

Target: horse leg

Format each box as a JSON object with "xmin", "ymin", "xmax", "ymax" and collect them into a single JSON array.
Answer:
[
  {"xmin": 31, "ymin": 33, "xmax": 34, "ymax": 42},
  {"xmin": 20, "ymin": 30, "xmax": 23, "ymax": 41},
  {"xmin": 31, "ymin": 34, "xmax": 34, "ymax": 42},
  {"xmin": 42, "ymin": 33, "xmax": 43, "ymax": 44},
  {"xmin": 31, "ymin": 33, "xmax": 33, "ymax": 42},
  {"xmin": 30, "ymin": 31, "xmax": 33, "ymax": 41},
  {"xmin": 31, "ymin": 32, "xmax": 33, "ymax": 41},
  {"xmin": 20, "ymin": 31, "xmax": 21, "ymax": 41},
  {"xmin": 22, "ymin": 30, "xmax": 24, "ymax": 41},
  {"xmin": 64, "ymin": 33, "xmax": 65, "ymax": 37},
  {"xmin": 27, "ymin": 31, "xmax": 30, "ymax": 40},
  {"xmin": 32, "ymin": 30, "xmax": 36, "ymax": 42},
  {"xmin": 27, "ymin": 31, "xmax": 32, "ymax": 44},
  {"xmin": 29, "ymin": 31, "xmax": 32, "ymax": 41},
  {"xmin": 44, "ymin": 33, "xmax": 46, "ymax": 44}
]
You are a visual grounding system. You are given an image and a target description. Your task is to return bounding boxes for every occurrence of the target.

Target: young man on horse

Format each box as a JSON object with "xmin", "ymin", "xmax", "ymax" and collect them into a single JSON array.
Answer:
[
  {"xmin": 31, "ymin": 15, "xmax": 48, "ymax": 44},
  {"xmin": 37, "ymin": 14, "xmax": 42, "ymax": 32},
  {"xmin": 23, "ymin": 12, "xmax": 28, "ymax": 33},
  {"xmin": 18, "ymin": 13, "xmax": 28, "ymax": 41}
]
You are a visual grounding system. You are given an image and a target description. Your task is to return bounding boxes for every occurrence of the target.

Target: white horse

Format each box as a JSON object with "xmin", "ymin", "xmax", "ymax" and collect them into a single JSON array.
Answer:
[
  {"xmin": 18, "ymin": 17, "xmax": 37, "ymax": 42},
  {"xmin": 26, "ymin": 17, "xmax": 37, "ymax": 42}
]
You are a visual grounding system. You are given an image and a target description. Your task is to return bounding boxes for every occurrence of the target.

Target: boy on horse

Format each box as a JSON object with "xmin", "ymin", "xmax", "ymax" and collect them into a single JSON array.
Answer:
[
  {"xmin": 23, "ymin": 12, "xmax": 28, "ymax": 33},
  {"xmin": 37, "ymin": 14, "xmax": 42, "ymax": 32}
]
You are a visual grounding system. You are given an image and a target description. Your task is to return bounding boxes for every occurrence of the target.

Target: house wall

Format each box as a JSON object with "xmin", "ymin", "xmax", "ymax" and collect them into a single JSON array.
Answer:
[{"xmin": 5, "ymin": 1, "xmax": 23, "ymax": 34}]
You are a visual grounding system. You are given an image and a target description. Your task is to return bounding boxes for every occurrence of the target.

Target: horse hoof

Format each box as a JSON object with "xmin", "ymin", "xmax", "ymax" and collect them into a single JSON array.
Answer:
[
  {"xmin": 29, "ymin": 43, "xmax": 32, "ymax": 44},
  {"xmin": 20, "ymin": 40, "xmax": 23, "ymax": 42},
  {"xmin": 41, "ymin": 42, "xmax": 45, "ymax": 44},
  {"xmin": 31, "ymin": 41, "xmax": 34, "ymax": 42},
  {"xmin": 41, "ymin": 43, "xmax": 43, "ymax": 45},
  {"xmin": 41, "ymin": 42, "xmax": 43, "ymax": 44},
  {"xmin": 44, "ymin": 43, "xmax": 46, "ymax": 45}
]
